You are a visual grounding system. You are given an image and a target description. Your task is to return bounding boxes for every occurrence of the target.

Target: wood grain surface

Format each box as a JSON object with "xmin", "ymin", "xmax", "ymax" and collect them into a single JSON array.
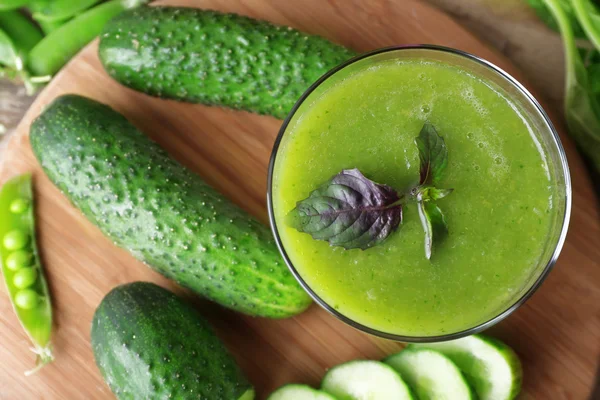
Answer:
[{"xmin": 1, "ymin": 0, "xmax": 599, "ymax": 398}]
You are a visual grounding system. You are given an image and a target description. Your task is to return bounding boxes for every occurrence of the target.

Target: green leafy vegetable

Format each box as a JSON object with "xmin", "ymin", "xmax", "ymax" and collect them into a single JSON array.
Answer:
[
  {"xmin": 542, "ymin": 0, "xmax": 600, "ymax": 169},
  {"xmin": 287, "ymin": 123, "xmax": 453, "ymax": 258},
  {"xmin": 526, "ymin": 0, "xmax": 588, "ymax": 38},
  {"xmin": 286, "ymin": 168, "xmax": 403, "ymax": 250},
  {"xmin": 415, "ymin": 122, "xmax": 448, "ymax": 185},
  {"xmin": 572, "ymin": 0, "xmax": 600, "ymax": 50}
]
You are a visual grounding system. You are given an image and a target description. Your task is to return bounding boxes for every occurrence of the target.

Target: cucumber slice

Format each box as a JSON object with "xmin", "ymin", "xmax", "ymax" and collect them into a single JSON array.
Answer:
[
  {"xmin": 385, "ymin": 348, "xmax": 475, "ymax": 399},
  {"xmin": 268, "ymin": 384, "xmax": 336, "ymax": 400},
  {"xmin": 321, "ymin": 360, "xmax": 413, "ymax": 399},
  {"xmin": 411, "ymin": 334, "xmax": 522, "ymax": 400}
]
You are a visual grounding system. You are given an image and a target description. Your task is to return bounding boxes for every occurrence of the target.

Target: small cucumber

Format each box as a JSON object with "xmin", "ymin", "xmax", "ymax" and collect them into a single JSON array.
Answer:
[
  {"xmin": 268, "ymin": 384, "xmax": 337, "ymax": 400},
  {"xmin": 30, "ymin": 94, "xmax": 311, "ymax": 318},
  {"xmin": 385, "ymin": 348, "xmax": 475, "ymax": 400},
  {"xmin": 92, "ymin": 282, "xmax": 254, "ymax": 400},
  {"xmin": 321, "ymin": 360, "xmax": 414, "ymax": 400},
  {"xmin": 411, "ymin": 334, "xmax": 522, "ymax": 400},
  {"xmin": 99, "ymin": 6, "xmax": 356, "ymax": 119}
]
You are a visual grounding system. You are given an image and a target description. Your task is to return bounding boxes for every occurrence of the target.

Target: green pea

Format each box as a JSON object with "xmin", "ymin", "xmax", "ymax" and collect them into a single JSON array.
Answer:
[
  {"xmin": 5, "ymin": 250, "xmax": 33, "ymax": 271},
  {"xmin": 13, "ymin": 267, "xmax": 38, "ymax": 289},
  {"xmin": 9, "ymin": 198, "xmax": 29, "ymax": 214},
  {"xmin": 14, "ymin": 289, "xmax": 39, "ymax": 310},
  {"xmin": 3, "ymin": 229, "xmax": 29, "ymax": 250}
]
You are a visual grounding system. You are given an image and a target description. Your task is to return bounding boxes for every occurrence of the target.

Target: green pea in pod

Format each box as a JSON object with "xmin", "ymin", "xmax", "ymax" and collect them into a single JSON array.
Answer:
[{"xmin": 0, "ymin": 174, "xmax": 53, "ymax": 375}]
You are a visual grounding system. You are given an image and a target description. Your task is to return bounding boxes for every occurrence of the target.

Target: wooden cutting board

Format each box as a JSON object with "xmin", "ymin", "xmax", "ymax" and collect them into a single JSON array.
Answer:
[{"xmin": 1, "ymin": 0, "xmax": 599, "ymax": 398}]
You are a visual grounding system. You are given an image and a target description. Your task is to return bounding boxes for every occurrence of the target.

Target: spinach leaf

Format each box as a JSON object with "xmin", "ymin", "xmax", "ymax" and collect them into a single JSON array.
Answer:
[
  {"xmin": 527, "ymin": 0, "xmax": 588, "ymax": 38},
  {"xmin": 543, "ymin": 0, "xmax": 600, "ymax": 168},
  {"xmin": 572, "ymin": 0, "xmax": 600, "ymax": 49}
]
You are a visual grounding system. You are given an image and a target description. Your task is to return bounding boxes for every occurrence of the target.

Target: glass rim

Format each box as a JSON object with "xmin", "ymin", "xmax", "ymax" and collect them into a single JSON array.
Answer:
[{"xmin": 266, "ymin": 44, "xmax": 572, "ymax": 343}]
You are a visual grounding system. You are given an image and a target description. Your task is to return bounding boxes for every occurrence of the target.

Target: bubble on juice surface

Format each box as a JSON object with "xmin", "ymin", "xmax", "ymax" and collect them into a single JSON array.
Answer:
[
  {"xmin": 367, "ymin": 289, "xmax": 377, "ymax": 301},
  {"xmin": 461, "ymin": 85, "xmax": 490, "ymax": 116},
  {"xmin": 403, "ymin": 148, "xmax": 411, "ymax": 169}
]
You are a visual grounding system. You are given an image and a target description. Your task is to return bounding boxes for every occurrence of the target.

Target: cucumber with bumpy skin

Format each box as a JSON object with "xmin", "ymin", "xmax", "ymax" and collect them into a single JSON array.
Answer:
[
  {"xmin": 30, "ymin": 94, "xmax": 311, "ymax": 318},
  {"xmin": 99, "ymin": 6, "xmax": 356, "ymax": 119},
  {"xmin": 321, "ymin": 360, "xmax": 414, "ymax": 400},
  {"xmin": 411, "ymin": 334, "xmax": 522, "ymax": 400},
  {"xmin": 92, "ymin": 282, "xmax": 254, "ymax": 400},
  {"xmin": 268, "ymin": 384, "xmax": 337, "ymax": 400},
  {"xmin": 385, "ymin": 348, "xmax": 475, "ymax": 400}
]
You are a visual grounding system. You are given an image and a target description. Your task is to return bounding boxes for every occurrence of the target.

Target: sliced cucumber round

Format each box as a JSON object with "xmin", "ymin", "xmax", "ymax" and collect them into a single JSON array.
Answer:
[
  {"xmin": 385, "ymin": 348, "xmax": 475, "ymax": 399},
  {"xmin": 268, "ymin": 384, "xmax": 336, "ymax": 400},
  {"xmin": 411, "ymin": 334, "xmax": 522, "ymax": 400},
  {"xmin": 321, "ymin": 360, "xmax": 413, "ymax": 399}
]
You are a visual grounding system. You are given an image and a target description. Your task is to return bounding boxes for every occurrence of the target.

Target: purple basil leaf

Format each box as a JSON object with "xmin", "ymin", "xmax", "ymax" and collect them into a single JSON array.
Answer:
[
  {"xmin": 415, "ymin": 123, "xmax": 448, "ymax": 185},
  {"xmin": 417, "ymin": 200, "xmax": 449, "ymax": 259},
  {"xmin": 286, "ymin": 168, "xmax": 403, "ymax": 250}
]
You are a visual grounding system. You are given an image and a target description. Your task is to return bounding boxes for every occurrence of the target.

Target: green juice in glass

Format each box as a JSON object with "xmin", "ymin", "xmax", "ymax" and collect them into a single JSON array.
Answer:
[{"xmin": 271, "ymin": 49, "xmax": 565, "ymax": 338}]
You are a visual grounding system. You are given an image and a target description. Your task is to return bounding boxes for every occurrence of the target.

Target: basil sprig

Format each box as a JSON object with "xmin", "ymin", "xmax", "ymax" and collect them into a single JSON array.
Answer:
[{"xmin": 287, "ymin": 122, "xmax": 453, "ymax": 259}]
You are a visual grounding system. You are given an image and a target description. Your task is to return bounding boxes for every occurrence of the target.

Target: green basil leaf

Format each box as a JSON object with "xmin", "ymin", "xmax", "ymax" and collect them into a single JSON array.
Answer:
[
  {"xmin": 415, "ymin": 122, "xmax": 448, "ymax": 185},
  {"xmin": 286, "ymin": 168, "xmax": 403, "ymax": 250},
  {"xmin": 417, "ymin": 200, "xmax": 448, "ymax": 260},
  {"xmin": 416, "ymin": 187, "xmax": 454, "ymax": 202}
]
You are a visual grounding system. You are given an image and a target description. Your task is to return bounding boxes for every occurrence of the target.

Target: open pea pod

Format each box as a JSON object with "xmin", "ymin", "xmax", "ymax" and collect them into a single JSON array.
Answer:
[
  {"xmin": 31, "ymin": 0, "xmax": 101, "ymax": 22},
  {"xmin": 0, "ymin": 174, "xmax": 53, "ymax": 375}
]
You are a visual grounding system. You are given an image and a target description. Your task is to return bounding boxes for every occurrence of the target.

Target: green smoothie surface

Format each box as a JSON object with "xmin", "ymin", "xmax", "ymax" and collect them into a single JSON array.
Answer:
[{"xmin": 272, "ymin": 55, "xmax": 559, "ymax": 337}]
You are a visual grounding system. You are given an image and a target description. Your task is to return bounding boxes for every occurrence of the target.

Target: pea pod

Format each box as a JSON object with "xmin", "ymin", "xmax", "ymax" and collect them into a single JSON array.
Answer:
[
  {"xmin": 0, "ymin": 0, "xmax": 29, "ymax": 11},
  {"xmin": 0, "ymin": 11, "xmax": 46, "ymax": 93},
  {"xmin": 28, "ymin": 0, "xmax": 149, "ymax": 76},
  {"xmin": 31, "ymin": 0, "xmax": 101, "ymax": 22},
  {"xmin": 0, "ymin": 174, "xmax": 53, "ymax": 375},
  {"xmin": 0, "ymin": 26, "xmax": 17, "ymax": 69},
  {"xmin": 0, "ymin": 10, "xmax": 43, "ymax": 57},
  {"xmin": 36, "ymin": 17, "xmax": 70, "ymax": 35}
]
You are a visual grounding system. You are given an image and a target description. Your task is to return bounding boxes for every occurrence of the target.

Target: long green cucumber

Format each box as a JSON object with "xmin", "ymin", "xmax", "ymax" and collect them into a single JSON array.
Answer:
[
  {"xmin": 92, "ymin": 282, "xmax": 254, "ymax": 399},
  {"xmin": 30, "ymin": 94, "xmax": 311, "ymax": 318},
  {"xmin": 99, "ymin": 6, "xmax": 356, "ymax": 119}
]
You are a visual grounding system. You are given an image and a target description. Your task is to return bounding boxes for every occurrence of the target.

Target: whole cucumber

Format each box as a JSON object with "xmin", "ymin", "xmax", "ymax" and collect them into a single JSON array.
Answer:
[
  {"xmin": 98, "ymin": 6, "xmax": 356, "ymax": 119},
  {"xmin": 92, "ymin": 282, "xmax": 255, "ymax": 400},
  {"xmin": 30, "ymin": 94, "xmax": 311, "ymax": 318}
]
